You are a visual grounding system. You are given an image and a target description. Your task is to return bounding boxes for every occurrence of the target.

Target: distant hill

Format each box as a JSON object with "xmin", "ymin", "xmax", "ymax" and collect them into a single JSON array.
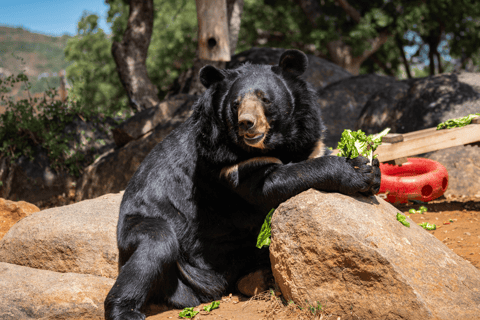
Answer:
[{"xmin": 0, "ymin": 25, "xmax": 72, "ymax": 104}]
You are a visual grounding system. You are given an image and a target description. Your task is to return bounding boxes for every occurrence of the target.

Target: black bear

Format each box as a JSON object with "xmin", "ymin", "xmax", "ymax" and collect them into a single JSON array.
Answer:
[{"xmin": 104, "ymin": 50, "xmax": 381, "ymax": 320}]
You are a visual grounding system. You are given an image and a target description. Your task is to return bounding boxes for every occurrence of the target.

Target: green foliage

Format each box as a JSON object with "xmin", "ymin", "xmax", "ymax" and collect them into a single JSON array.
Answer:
[
  {"xmin": 396, "ymin": 213, "xmax": 410, "ymax": 228},
  {"xmin": 65, "ymin": 12, "xmax": 128, "ymax": 116},
  {"xmin": 0, "ymin": 73, "xmax": 105, "ymax": 177},
  {"xmin": 178, "ymin": 307, "xmax": 199, "ymax": 319},
  {"xmin": 203, "ymin": 301, "xmax": 220, "ymax": 312},
  {"xmin": 256, "ymin": 208, "xmax": 275, "ymax": 249},
  {"xmin": 436, "ymin": 113, "xmax": 480, "ymax": 130}
]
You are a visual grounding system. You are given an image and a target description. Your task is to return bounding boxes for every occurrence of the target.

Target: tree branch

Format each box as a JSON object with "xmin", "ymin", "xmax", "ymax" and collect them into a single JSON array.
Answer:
[
  {"xmin": 336, "ymin": 0, "xmax": 361, "ymax": 23},
  {"xmin": 291, "ymin": 0, "xmax": 323, "ymax": 27}
]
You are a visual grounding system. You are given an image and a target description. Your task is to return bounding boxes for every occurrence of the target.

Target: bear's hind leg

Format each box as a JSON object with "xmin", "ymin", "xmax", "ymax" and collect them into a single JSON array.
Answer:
[{"xmin": 105, "ymin": 216, "xmax": 182, "ymax": 320}]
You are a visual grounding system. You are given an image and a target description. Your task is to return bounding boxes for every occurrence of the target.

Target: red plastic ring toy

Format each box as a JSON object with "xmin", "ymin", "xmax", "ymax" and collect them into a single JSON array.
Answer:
[{"xmin": 377, "ymin": 158, "xmax": 448, "ymax": 204}]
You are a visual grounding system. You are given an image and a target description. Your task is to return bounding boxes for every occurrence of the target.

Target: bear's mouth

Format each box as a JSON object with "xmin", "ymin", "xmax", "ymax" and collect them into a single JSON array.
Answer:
[{"xmin": 244, "ymin": 133, "xmax": 265, "ymax": 145}]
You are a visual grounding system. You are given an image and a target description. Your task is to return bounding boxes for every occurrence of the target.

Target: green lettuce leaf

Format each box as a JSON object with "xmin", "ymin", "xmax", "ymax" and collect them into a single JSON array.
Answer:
[
  {"xmin": 436, "ymin": 113, "xmax": 480, "ymax": 130},
  {"xmin": 179, "ymin": 307, "xmax": 199, "ymax": 318},
  {"xmin": 418, "ymin": 222, "xmax": 436, "ymax": 230},
  {"xmin": 336, "ymin": 128, "xmax": 390, "ymax": 164},
  {"xmin": 203, "ymin": 301, "xmax": 220, "ymax": 312},
  {"xmin": 256, "ymin": 208, "xmax": 275, "ymax": 249},
  {"xmin": 396, "ymin": 212, "xmax": 410, "ymax": 228}
]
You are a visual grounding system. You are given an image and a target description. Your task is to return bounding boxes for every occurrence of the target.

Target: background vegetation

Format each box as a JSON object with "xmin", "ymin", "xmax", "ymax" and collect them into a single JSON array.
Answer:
[{"xmin": 1, "ymin": 0, "xmax": 480, "ymax": 176}]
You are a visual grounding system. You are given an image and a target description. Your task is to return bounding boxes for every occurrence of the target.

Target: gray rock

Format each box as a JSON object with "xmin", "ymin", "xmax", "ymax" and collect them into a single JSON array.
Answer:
[
  {"xmin": 0, "ymin": 262, "xmax": 114, "ymax": 320},
  {"xmin": 112, "ymin": 94, "xmax": 197, "ymax": 147},
  {"xmin": 356, "ymin": 73, "xmax": 480, "ymax": 134},
  {"xmin": 316, "ymin": 74, "xmax": 397, "ymax": 147},
  {"xmin": 270, "ymin": 189, "xmax": 480, "ymax": 320},
  {"xmin": 75, "ymin": 102, "xmax": 194, "ymax": 201},
  {"xmin": 0, "ymin": 193, "xmax": 121, "ymax": 278},
  {"xmin": 227, "ymin": 47, "xmax": 352, "ymax": 90}
]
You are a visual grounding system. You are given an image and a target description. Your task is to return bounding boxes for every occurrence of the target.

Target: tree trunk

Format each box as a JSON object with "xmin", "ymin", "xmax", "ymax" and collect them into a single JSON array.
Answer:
[
  {"xmin": 174, "ymin": 0, "xmax": 245, "ymax": 96},
  {"xmin": 111, "ymin": 0, "xmax": 164, "ymax": 114}
]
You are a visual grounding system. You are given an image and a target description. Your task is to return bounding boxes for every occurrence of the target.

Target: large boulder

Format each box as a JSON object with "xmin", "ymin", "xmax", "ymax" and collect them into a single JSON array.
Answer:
[
  {"xmin": 226, "ymin": 47, "xmax": 352, "ymax": 90},
  {"xmin": 316, "ymin": 74, "xmax": 398, "ymax": 147},
  {"xmin": 112, "ymin": 94, "xmax": 197, "ymax": 147},
  {"xmin": 270, "ymin": 189, "xmax": 480, "ymax": 320},
  {"xmin": 75, "ymin": 97, "xmax": 196, "ymax": 201},
  {"xmin": 0, "ymin": 262, "xmax": 114, "ymax": 320},
  {"xmin": 0, "ymin": 198, "xmax": 39, "ymax": 240},
  {"xmin": 0, "ymin": 193, "xmax": 121, "ymax": 279},
  {"xmin": 356, "ymin": 73, "xmax": 480, "ymax": 134}
]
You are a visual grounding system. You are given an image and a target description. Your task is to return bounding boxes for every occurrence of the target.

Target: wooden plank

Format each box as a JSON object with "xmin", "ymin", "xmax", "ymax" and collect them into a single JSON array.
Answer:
[
  {"xmin": 196, "ymin": 0, "xmax": 231, "ymax": 61},
  {"xmin": 330, "ymin": 123, "xmax": 480, "ymax": 162},
  {"xmin": 375, "ymin": 123, "xmax": 480, "ymax": 162}
]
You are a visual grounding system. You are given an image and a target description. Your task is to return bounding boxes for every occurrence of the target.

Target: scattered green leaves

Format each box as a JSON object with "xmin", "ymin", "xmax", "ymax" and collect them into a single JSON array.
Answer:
[
  {"xmin": 256, "ymin": 208, "xmax": 275, "ymax": 249},
  {"xmin": 436, "ymin": 113, "xmax": 480, "ymax": 130},
  {"xmin": 419, "ymin": 222, "xmax": 436, "ymax": 230},
  {"xmin": 178, "ymin": 307, "xmax": 199, "ymax": 319},
  {"xmin": 203, "ymin": 301, "xmax": 220, "ymax": 312},
  {"xmin": 409, "ymin": 206, "xmax": 428, "ymax": 214},
  {"xmin": 336, "ymin": 128, "xmax": 390, "ymax": 164},
  {"xmin": 396, "ymin": 212, "xmax": 410, "ymax": 227}
]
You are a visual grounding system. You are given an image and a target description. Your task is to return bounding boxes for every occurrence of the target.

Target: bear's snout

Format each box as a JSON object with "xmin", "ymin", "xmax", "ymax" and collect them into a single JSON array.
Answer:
[{"xmin": 237, "ymin": 93, "xmax": 271, "ymax": 148}]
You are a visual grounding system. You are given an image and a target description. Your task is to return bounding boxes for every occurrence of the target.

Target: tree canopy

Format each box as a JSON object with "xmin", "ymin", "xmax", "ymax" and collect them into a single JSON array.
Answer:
[{"xmin": 64, "ymin": 0, "xmax": 480, "ymax": 114}]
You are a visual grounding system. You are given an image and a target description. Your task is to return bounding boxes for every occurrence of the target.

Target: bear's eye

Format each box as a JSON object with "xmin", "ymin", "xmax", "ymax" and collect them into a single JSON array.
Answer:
[
  {"xmin": 262, "ymin": 97, "xmax": 271, "ymax": 105},
  {"xmin": 231, "ymin": 101, "xmax": 239, "ymax": 110}
]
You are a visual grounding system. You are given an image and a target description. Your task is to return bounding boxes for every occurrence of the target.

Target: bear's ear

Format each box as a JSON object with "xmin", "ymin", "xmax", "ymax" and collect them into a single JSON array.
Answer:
[
  {"xmin": 276, "ymin": 49, "xmax": 308, "ymax": 77},
  {"xmin": 199, "ymin": 65, "xmax": 226, "ymax": 88}
]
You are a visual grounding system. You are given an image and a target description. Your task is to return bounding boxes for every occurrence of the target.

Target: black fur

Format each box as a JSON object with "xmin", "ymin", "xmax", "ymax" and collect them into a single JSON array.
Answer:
[{"xmin": 104, "ymin": 50, "xmax": 381, "ymax": 320}]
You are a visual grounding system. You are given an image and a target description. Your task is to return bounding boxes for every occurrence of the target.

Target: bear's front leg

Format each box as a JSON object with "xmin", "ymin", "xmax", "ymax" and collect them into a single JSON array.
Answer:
[{"xmin": 220, "ymin": 155, "xmax": 380, "ymax": 211}]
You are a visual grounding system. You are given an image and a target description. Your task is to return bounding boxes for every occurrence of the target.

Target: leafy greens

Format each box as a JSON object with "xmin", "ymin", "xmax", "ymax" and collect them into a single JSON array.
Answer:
[
  {"xmin": 436, "ymin": 113, "xmax": 480, "ymax": 130},
  {"xmin": 256, "ymin": 208, "xmax": 275, "ymax": 249},
  {"xmin": 336, "ymin": 128, "xmax": 391, "ymax": 164}
]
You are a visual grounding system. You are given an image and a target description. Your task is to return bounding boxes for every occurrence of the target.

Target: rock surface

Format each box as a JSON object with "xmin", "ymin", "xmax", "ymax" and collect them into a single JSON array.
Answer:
[
  {"xmin": 356, "ymin": 73, "xmax": 480, "ymax": 134},
  {"xmin": 0, "ymin": 262, "xmax": 114, "ymax": 320},
  {"xmin": 316, "ymin": 74, "xmax": 397, "ymax": 147},
  {"xmin": 226, "ymin": 47, "xmax": 352, "ymax": 90},
  {"xmin": 270, "ymin": 189, "xmax": 480, "ymax": 320},
  {"xmin": 75, "ymin": 99, "xmax": 195, "ymax": 201},
  {"xmin": 0, "ymin": 198, "xmax": 40, "ymax": 240},
  {"xmin": 112, "ymin": 94, "xmax": 197, "ymax": 147},
  {"xmin": 0, "ymin": 193, "xmax": 121, "ymax": 278}
]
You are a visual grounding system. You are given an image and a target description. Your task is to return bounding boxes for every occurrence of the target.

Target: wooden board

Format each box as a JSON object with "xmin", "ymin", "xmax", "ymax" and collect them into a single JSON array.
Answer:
[{"xmin": 331, "ymin": 123, "xmax": 480, "ymax": 162}]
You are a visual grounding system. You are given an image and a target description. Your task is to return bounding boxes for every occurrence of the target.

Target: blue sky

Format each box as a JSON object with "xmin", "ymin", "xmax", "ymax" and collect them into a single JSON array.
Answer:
[{"xmin": 0, "ymin": 0, "xmax": 111, "ymax": 36}]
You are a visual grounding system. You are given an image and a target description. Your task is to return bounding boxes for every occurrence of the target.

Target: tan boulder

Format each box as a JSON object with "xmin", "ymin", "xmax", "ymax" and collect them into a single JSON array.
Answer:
[
  {"xmin": 0, "ymin": 193, "xmax": 121, "ymax": 278},
  {"xmin": 0, "ymin": 262, "xmax": 114, "ymax": 320},
  {"xmin": 270, "ymin": 189, "xmax": 480, "ymax": 320},
  {"xmin": 0, "ymin": 198, "xmax": 40, "ymax": 240}
]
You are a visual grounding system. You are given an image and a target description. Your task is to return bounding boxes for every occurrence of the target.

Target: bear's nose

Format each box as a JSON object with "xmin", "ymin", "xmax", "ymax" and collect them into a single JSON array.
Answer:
[{"xmin": 238, "ymin": 115, "xmax": 256, "ymax": 132}]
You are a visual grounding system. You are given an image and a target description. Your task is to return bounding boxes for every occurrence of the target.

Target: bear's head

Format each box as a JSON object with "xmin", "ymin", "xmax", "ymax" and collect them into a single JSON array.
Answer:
[{"xmin": 197, "ymin": 49, "xmax": 322, "ymax": 160}]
